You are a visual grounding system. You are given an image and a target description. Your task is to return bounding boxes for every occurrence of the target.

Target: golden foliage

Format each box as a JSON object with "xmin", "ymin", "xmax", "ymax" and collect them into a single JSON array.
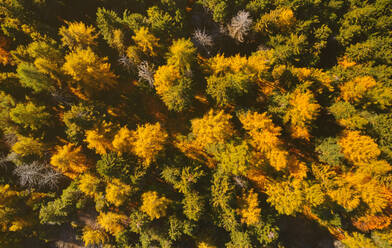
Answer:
[
  {"xmin": 266, "ymin": 179, "xmax": 303, "ymax": 215},
  {"xmin": 255, "ymin": 8, "xmax": 296, "ymax": 33},
  {"xmin": 191, "ymin": 109, "xmax": 234, "ymax": 148},
  {"xmin": 50, "ymin": 143, "xmax": 89, "ymax": 178},
  {"xmin": 239, "ymin": 111, "xmax": 282, "ymax": 153},
  {"xmin": 132, "ymin": 27, "xmax": 160, "ymax": 56},
  {"xmin": 105, "ymin": 179, "xmax": 132, "ymax": 207},
  {"xmin": 59, "ymin": 21, "xmax": 97, "ymax": 49},
  {"xmin": 140, "ymin": 191, "xmax": 170, "ymax": 220},
  {"xmin": 112, "ymin": 126, "xmax": 133, "ymax": 154},
  {"xmin": 97, "ymin": 211, "xmax": 128, "ymax": 236},
  {"xmin": 63, "ymin": 47, "xmax": 117, "ymax": 92},
  {"xmin": 340, "ymin": 76, "xmax": 376, "ymax": 103},
  {"xmin": 339, "ymin": 131, "xmax": 380, "ymax": 163},
  {"xmin": 238, "ymin": 189, "xmax": 261, "ymax": 225},
  {"xmin": 12, "ymin": 136, "xmax": 44, "ymax": 157},
  {"xmin": 352, "ymin": 213, "xmax": 392, "ymax": 232},
  {"xmin": 328, "ymin": 184, "xmax": 360, "ymax": 211},
  {"xmin": 85, "ymin": 127, "xmax": 114, "ymax": 155},
  {"xmin": 131, "ymin": 122, "xmax": 168, "ymax": 166},
  {"xmin": 82, "ymin": 226, "xmax": 108, "ymax": 247},
  {"xmin": 78, "ymin": 173, "xmax": 101, "ymax": 198},
  {"xmin": 154, "ymin": 64, "xmax": 180, "ymax": 96},
  {"xmin": 285, "ymin": 89, "xmax": 320, "ymax": 140}
]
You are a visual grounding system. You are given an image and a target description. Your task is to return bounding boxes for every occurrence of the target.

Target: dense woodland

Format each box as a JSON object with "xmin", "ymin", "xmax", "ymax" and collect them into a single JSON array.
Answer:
[{"xmin": 0, "ymin": 0, "xmax": 392, "ymax": 247}]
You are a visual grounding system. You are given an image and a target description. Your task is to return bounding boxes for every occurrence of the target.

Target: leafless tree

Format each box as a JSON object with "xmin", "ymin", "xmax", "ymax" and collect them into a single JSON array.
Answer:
[
  {"xmin": 228, "ymin": 11, "xmax": 253, "ymax": 43},
  {"xmin": 137, "ymin": 61, "xmax": 155, "ymax": 88},
  {"xmin": 192, "ymin": 29, "xmax": 214, "ymax": 52},
  {"xmin": 118, "ymin": 54, "xmax": 132, "ymax": 72},
  {"xmin": 13, "ymin": 161, "xmax": 63, "ymax": 190}
]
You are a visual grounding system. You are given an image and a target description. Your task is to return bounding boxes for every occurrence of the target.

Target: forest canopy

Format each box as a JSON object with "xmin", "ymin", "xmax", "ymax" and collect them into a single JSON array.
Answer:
[{"xmin": 0, "ymin": 0, "xmax": 392, "ymax": 247}]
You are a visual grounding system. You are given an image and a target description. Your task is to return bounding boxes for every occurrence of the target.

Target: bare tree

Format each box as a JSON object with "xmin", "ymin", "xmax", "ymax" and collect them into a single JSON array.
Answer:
[
  {"xmin": 118, "ymin": 54, "xmax": 132, "ymax": 72},
  {"xmin": 228, "ymin": 11, "xmax": 253, "ymax": 43},
  {"xmin": 192, "ymin": 29, "xmax": 214, "ymax": 53},
  {"xmin": 13, "ymin": 161, "xmax": 63, "ymax": 190},
  {"xmin": 137, "ymin": 61, "xmax": 155, "ymax": 88}
]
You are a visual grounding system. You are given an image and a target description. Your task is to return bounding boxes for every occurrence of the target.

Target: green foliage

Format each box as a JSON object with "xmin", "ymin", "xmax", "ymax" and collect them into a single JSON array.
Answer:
[
  {"xmin": 39, "ymin": 183, "xmax": 83, "ymax": 225},
  {"xmin": 316, "ymin": 137, "xmax": 344, "ymax": 166},
  {"xmin": 16, "ymin": 62, "xmax": 55, "ymax": 92},
  {"xmin": 10, "ymin": 102, "xmax": 51, "ymax": 132}
]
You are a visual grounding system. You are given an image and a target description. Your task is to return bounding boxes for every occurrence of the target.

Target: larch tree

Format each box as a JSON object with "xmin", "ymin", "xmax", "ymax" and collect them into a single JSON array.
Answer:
[
  {"xmin": 190, "ymin": 109, "xmax": 235, "ymax": 149},
  {"xmin": 62, "ymin": 47, "xmax": 117, "ymax": 97},
  {"xmin": 131, "ymin": 122, "xmax": 168, "ymax": 166},
  {"xmin": 59, "ymin": 21, "xmax": 98, "ymax": 49},
  {"xmin": 140, "ymin": 191, "xmax": 170, "ymax": 220},
  {"xmin": 132, "ymin": 27, "xmax": 160, "ymax": 56},
  {"xmin": 50, "ymin": 143, "xmax": 89, "ymax": 179}
]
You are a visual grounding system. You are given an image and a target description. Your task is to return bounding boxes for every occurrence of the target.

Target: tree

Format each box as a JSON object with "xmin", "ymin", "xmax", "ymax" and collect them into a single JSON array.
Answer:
[
  {"xmin": 131, "ymin": 122, "xmax": 168, "ymax": 166},
  {"xmin": 284, "ymin": 89, "xmax": 320, "ymax": 140},
  {"xmin": 39, "ymin": 183, "xmax": 82, "ymax": 225},
  {"xmin": 78, "ymin": 173, "xmax": 102, "ymax": 199},
  {"xmin": 82, "ymin": 226, "xmax": 108, "ymax": 247},
  {"xmin": 212, "ymin": 141, "xmax": 251, "ymax": 176},
  {"xmin": 97, "ymin": 211, "xmax": 128, "ymax": 236},
  {"xmin": 59, "ymin": 21, "xmax": 98, "ymax": 49},
  {"xmin": 112, "ymin": 126, "xmax": 133, "ymax": 154},
  {"xmin": 50, "ymin": 143, "xmax": 89, "ymax": 178},
  {"xmin": 228, "ymin": 11, "xmax": 253, "ymax": 43},
  {"xmin": 167, "ymin": 38, "xmax": 196, "ymax": 71},
  {"xmin": 237, "ymin": 189, "xmax": 261, "ymax": 225},
  {"xmin": 85, "ymin": 128, "xmax": 114, "ymax": 155},
  {"xmin": 16, "ymin": 62, "xmax": 55, "ymax": 93},
  {"xmin": 239, "ymin": 111, "xmax": 282, "ymax": 153},
  {"xmin": 62, "ymin": 103, "xmax": 97, "ymax": 143},
  {"xmin": 10, "ymin": 102, "xmax": 51, "ymax": 132},
  {"xmin": 340, "ymin": 76, "xmax": 377, "ymax": 103},
  {"xmin": 62, "ymin": 47, "xmax": 117, "ymax": 97},
  {"xmin": 96, "ymin": 7, "xmax": 124, "ymax": 48},
  {"xmin": 140, "ymin": 191, "xmax": 170, "ymax": 220},
  {"xmin": 11, "ymin": 136, "xmax": 45, "ymax": 157},
  {"xmin": 132, "ymin": 27, "xmax": 160, "ymax": 56},
  {"xmin": 153, "ymin": 64, "xmax": 193, "ymax": 111},
  {"xmin": 105, "ymin": 178, "xmax": 132, "ymax": 207},
  {"xmin": 255, "ymin": 8, "xmax": 296, "ymax": 34},
  {"xmin": 339, "ymin": 131, "xmax": 380, "ymax": 163},
  {"xmin": 265, "ymin": 179, "xmax": 304, "ymax": 215},
  {"xmin": 191, "ymin": 109, "xmax": 234, "ymax": 149}
]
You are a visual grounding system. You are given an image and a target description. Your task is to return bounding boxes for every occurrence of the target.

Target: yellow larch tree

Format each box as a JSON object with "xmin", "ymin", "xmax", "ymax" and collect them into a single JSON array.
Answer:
[
  {"xmin": 265, "ymin": 179, "xmax": 304, "ymax": 215},
  {"xmin": 154, "ymin": 64, "xmax": 181, "ymax": 98},
  {"xmin": 112, "ymin": 126, "xmax": 133, "ymax": 154},
  {"xmin": 239, "ymin": 111, "xmax": 282, "ymax": 153},
  {"xmin": 140, "ymin": 191, "xmax": 170, "ymax": 220},
  {"xmin": 63, "ymin": 47, "xmax": 117, "ymax": 96},
  {"xmin": 11, "ymin": 136, "xmax": 45, "ymax": 157},
  {"xmin": 85, "ymin": 124, "xmax": 114, "ymax": 155},
  {"xmin": 59, "ymin": 21, "xmax": 98, "ymax": 49},
  {"xmin": 239, "ymin": 111, "xmax": 288, "ymax": 171},
  {"xmin": 191, "ymin": 109, "xmax": 235, "ymax": 149},
  {"xmin": 285, "ymin": 89, "xmax": 320, "ymax": 140},
  {"xmin": 237, "ymin": 189, "xmax": 261, "ymax": 225},
  {"xmin": 338, "ymin": 131, "xmax": 380, "ymax": 163},
  {"xmin": 131, "ymin": 122, "xmax": 168, "ymax": 166},
  {"xmin": 50, "ymin": 143, "xmax": 89, "ymax": 178},
  {"xmin": 132, "ymin": 27, "xmax": 160, "ymax": 56},
  {"xmin": 97, "ymin": 211, "xmax": 128, "ymax": 236},
  {"xmin": 340, "ymin": 76, "xmax": 377, "ymax": 103},
  {"xmin": 105, "ymin": 179, "xmax": 132, "ymax": 207},
  {"xmin": 78, "ymin": 173, "xmax": 101, "ymax": 199},
  {"xmin": 82, "ymin": 226, "xmax": 108, "ymax": 247}
]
